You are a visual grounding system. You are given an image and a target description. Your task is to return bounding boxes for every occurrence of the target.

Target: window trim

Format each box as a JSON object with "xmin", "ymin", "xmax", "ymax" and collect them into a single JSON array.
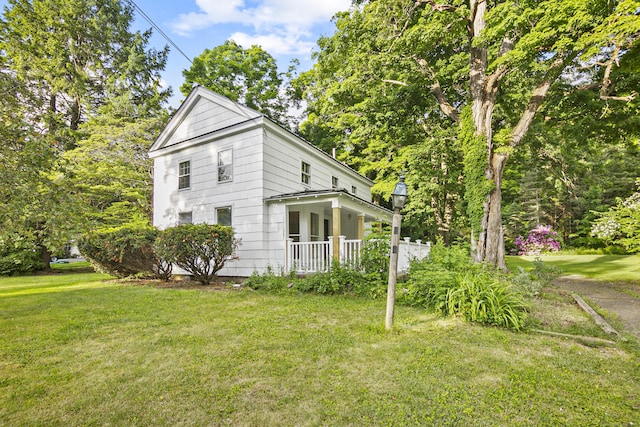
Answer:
[
  {"xmin": 217, "ymin": 148, "xmax": 233, "ymax": 183},
  {"xmin": 178, "ymin": 160, "xmax": 191, "ymax": 190}
]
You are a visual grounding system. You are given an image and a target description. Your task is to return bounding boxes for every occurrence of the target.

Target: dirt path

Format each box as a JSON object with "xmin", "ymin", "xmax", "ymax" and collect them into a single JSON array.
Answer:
[{"xmin": 553, "ymin": 275, "xmax": 640, "ymax": 341}]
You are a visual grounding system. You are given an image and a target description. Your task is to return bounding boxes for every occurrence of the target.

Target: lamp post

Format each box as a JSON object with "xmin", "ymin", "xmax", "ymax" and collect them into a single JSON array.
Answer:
[{"xmin": 386, "ymin": 173, "xmax": 408, "ymax": 330}]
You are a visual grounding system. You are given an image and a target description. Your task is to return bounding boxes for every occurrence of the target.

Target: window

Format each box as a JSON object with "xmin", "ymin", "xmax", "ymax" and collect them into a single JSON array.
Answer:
[
  {"xmin": 216, "ymin": 206, "xmax": 232, "ymax": 227},
  {"xmin": 178, "ymin": 212, "xmax": 192, "ymax": 224},
  {"xmin": 351, "ymin": 186, "xmax": 357, "ymax": 195},
  {"xmin": 310, "ymin": 213, "xmax": 320, "ymax": 241},
  {"xmin": 301, "ymin": 161, "xmax": 311, "ymax": 185},
  {"xmin": 178, "ymin": 160, "xmax": 190, "ymax": 189},
  {"xmin": 332, "ymin": 176, "xmax": 339, "ymax": 189},
  {"xmin": 288, "ymin": 211, "xmax": 300, "ymax": 242},
  {"xmin": 218, "ymin": 149, "xmax": 232, "ymax": 183}
]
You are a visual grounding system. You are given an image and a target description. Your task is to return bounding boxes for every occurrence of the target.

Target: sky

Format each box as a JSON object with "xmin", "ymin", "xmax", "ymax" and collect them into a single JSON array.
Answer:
[
  {"xmin": 127, "ymin": 0, "xmax": 353, "ymax": 106},
  {"xmin": 0, "ymin": 0, "xmax": 351, "ymax": 107}
]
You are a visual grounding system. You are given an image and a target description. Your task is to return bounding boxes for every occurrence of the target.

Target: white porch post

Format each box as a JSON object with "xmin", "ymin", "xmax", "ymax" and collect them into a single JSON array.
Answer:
[
  {"xmin": 286, "ymin": 238, "xmax": 294, "ymax": 272},
  {"xmin": 357, "ymin": 214, "xmax": 365, "ymax": 241}
]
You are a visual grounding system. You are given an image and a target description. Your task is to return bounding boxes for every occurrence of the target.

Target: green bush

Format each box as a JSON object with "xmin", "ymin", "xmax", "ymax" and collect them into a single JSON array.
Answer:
[
  {"xmin": 79, "ymin": 226, "xmax": 170, "ymax": 279},
  {"xmin": 445, "ymin": 273, "xmax": 528, "ymax": 330},
  {"xmin": 246, "ymin": 262, "xmax": 386, "ymax": 298},
  {"xmin": 0, "ymin": 231, "xmax": 45, "ymax": 276},
  {"xmin": 402, "ymin": 240, "xmax": 529, "ymax": 330},
  {"xmin": 155, "ymin": 223, "xmax": 239, "ymax": 285},
  {"xmin": 245, "ymin": 267, "xmax": 298, "ymax": 292},
  {"xmin": 360, "ymin": 231, "xmax": 390, "ymax": 283}
]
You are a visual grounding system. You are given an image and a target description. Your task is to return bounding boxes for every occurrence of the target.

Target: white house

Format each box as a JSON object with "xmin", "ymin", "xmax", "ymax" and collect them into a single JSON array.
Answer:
[{"xmin": 149, "ymin": 86, "xmax": 428, "ymax": 277}]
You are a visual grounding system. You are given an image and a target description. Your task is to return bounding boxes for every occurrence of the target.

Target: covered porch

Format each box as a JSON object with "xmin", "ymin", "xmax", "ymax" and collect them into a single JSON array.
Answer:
[{"xmin": 266, "ymin": 189, "xmax": 430, "ymax": 274}]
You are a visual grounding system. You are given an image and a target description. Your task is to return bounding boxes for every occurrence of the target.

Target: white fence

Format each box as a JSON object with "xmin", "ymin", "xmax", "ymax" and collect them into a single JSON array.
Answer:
[{"xmin": 286, "ymin": 236, "xmax": 430, "ymax": 274}]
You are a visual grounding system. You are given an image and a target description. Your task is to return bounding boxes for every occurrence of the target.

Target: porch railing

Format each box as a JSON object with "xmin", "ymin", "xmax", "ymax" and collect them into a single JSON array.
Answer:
[{"xmin": 285, "ymin": 236, "xmax": 430, "ymax": 274}]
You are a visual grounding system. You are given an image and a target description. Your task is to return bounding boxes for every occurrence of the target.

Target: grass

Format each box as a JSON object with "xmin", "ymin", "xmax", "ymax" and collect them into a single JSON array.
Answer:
[
  {"xmin": 1, "ymin": 267, "xmax": 640, "ymax": 426},
  {"xmin": 506, "ymin": 254, "xmax": 640, "ymax": 283}
]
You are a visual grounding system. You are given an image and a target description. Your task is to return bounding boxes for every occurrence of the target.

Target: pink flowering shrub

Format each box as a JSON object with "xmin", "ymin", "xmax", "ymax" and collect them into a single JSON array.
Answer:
[{"xmin": 515, "ymin": 225, "xmax": 561, "ymax": 256}]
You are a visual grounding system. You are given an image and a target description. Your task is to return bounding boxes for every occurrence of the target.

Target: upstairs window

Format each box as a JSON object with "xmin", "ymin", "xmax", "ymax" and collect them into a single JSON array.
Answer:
[
  {"xmin": 178, "ymin": 160, "xmax": 191, "ymax": 190},
  {"xmin": 218, "ymin": 149, "xmax": 232, "ymax": 183},
  {"xmin": 332, "ymin": 176, "xmax": 339, "ymax": 189},
  {"xmin": 301, "ymin": 161, "xmax": 311, "ymax": 185},
  {"xmin": 351, "ymin": 186, "xmax": 357, "ymax": 195}
]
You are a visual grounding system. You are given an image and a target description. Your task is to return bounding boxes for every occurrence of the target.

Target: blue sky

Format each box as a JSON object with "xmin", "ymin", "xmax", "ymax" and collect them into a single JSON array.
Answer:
[{"xmin": 0, "ymin": 0, "xmax": 351, "ymax": 107}]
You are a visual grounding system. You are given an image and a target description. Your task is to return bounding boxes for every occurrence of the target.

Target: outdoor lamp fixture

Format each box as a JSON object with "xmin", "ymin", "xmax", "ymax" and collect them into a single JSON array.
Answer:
[
  {"xmin": 391, "ymin": 174, "xmax": 408, "ymax": 211},
  {"xmin": 386, "ymin": 173, "xmax": 408, "ymax": 330}
]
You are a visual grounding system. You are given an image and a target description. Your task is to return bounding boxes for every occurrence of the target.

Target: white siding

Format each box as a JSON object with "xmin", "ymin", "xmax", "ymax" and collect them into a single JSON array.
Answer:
[
  {"xmin": 153, "ymin": 126, "xmax": 272, "ymax": 277},
  {"xmin": 262, "ymin": 127, "xmax": 373, "ymax": 201}
]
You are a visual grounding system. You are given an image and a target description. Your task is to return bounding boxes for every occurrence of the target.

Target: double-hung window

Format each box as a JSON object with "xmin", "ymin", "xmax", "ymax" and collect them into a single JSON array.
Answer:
[
  {"xmin": 332, "ymin": 176, "xmax": 339, "ymax": 189},
  {"xmin": 216, "ymin": 206, "xmax": 232, "ymax": 227},
  {"xmin": 218, "ymin": 149, "xmax": 232, "ymax": 183},
  {"xmin": 178, "ymin": 160, "xmax": 191, "ymax": 190},
  {"xmin": 301, "ymin": 161, "xmax": 311, "ymax": 185}
]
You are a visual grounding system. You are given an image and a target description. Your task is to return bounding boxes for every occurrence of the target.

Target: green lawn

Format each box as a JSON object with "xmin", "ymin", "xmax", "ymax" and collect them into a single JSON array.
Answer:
[
  {"xmin": 1, "ymin": 269, "xmax": 639, "ymax": 426},
  {"xmin": 507, "ymin": 254, "xmax": 640, "ymax": 283}
]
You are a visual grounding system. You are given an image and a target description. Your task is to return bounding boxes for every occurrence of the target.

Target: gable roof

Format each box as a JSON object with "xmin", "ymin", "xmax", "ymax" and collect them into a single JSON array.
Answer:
[
  {"xmin": 149, "ymin": 86, "xmax": 373, "ymax": 185},
  {"xmin": 149, "ymin": 85, "xmax": 262, "ymax": 153}
]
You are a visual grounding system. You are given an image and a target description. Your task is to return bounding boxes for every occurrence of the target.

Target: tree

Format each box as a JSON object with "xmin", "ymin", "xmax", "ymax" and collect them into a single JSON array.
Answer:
[
  {"xmin": 64, "ymin": 111, "xmax": 169, "ymax": 231},
  {"xmin": 0, "ymin": 0, "xmax": 170, "ymax": 269},
  {"xmin": 181, "ymin": 40, "xmax": 297, "ymax": 128},
  {"xmin": 300, "ymin": 0, "xmax": 640, "ymax": 267},
  {"xmin": 591, "ymin": 179, "xmax": 640, "ymax": 253}
]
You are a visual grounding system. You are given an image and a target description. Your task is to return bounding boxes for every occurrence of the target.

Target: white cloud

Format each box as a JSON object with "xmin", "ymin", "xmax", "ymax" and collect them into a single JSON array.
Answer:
[
  {"xmin": 171, "ymin": 0, "xmax": 351, "ymax": 54},
  {"xmin": 229, "ymin": 31, "xmax": 316, "ymax": 55}
]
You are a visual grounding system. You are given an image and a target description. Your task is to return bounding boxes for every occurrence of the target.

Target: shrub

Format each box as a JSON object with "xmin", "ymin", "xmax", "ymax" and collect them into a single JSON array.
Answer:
[
  {"xmin": 402, "ymin": 240, "xmax": 529, "ymax": 330},
  {"xmin": 0, "ymin": 231, "xmax": 45, "ymax": 276},
  {"xmin": 591, "ymin": 182, "xmax": 640, "ymax": 254},
  {"xmin": 515, "ymin": 225, "xmax": 561, "ymax": 256},
  {"xmin": 360, "ymin": 231, "xmax": 390, "ymax": 282},
  {"xmin": 79, "ymin": 226, "xmax": 170, "ymax": 279},
  {"xmin": 245, "ymin": 267, "xmax": 298, "ymax": 292},
  {"xmin": 444, "ymin": 273, "xmax": 528, "ymax": 330},
  {"xmin": 155, "ymin": 223, "xmax": 239, "ymax": 285}
]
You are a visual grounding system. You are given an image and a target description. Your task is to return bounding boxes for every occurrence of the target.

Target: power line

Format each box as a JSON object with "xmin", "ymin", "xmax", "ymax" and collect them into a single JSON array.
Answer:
[{"xmin": 128, "ymin": 0, "xmax": 193, "ymax": 64}]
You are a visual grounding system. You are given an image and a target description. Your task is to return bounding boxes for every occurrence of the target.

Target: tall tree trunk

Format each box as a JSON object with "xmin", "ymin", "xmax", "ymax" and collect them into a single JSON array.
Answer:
[{"xmin": 483, "ymin": 152, "xmax": 507, "ymax": 269}]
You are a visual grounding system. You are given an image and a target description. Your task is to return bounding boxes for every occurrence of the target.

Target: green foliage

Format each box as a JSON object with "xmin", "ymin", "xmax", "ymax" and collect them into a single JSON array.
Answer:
[
  {"xmin": 181, "ymin": 40, "xmax": 296, "ymax": 128},
  {"xmin": 64, "ymin": 112, "xmax": 168, "ymax": 231},
  {"xmin": 359, "ymin": 230, "xmax": 390, "ymax": 283},
  {"xmin": 591, "ymin": 180, "xmax": 640, "ymax": 253},
  {"xmin": 402, "ymin": 240, "xmax": 529, "ymax": 330},
  {"xmin": 0, "ymin": 0, "xmax": 170, "ymax": 269},
  {"xmin": 155, "ymin": 224, "xmax": 239, "ymax": 285},
  {"xmin": 300, "ymin": 0, "xmax": 640, "ymax": 262},
  {"xmin": 78, "ymin": 225, "xmax": 169, "ymax": 280},
  {"xmin": 460, "ymin": 107, "xmax": 494, "ymax": 235},
  {"xmin": 246, "ymin": 262, "xmax": 387, "ymax": 299},
  {"xmin": 244, "ymin": 267, "xmax": 298, "ymax": 293},
  {"xmin": 445, "ymin": 273, "xmax": 528, "ymax": 330},
  {"xmin": 0, "ymin": 229, "xmax": 45, "ymax": 276}
]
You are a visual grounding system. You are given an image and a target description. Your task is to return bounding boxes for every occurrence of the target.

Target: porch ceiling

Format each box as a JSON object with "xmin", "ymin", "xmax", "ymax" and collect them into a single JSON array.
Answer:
[{"xmin": 264, "ymin": 189, "xmax": 392, "ymax": 223}]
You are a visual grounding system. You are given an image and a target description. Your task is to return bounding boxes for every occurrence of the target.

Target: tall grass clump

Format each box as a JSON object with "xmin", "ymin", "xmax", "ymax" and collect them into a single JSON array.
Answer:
[{"xmin": 401, "ymin": 239, "xmax": 530, "ymax": 330}]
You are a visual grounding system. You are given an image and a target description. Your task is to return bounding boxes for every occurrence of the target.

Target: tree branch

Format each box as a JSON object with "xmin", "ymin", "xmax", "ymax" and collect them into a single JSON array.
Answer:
[
  {"xmin": 415, "ymin": 57, "xmax": 460, "ymax": 122},
  {"xmin": 510, "ymin": 54, "xmax": 572, "ymax": 148}
]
